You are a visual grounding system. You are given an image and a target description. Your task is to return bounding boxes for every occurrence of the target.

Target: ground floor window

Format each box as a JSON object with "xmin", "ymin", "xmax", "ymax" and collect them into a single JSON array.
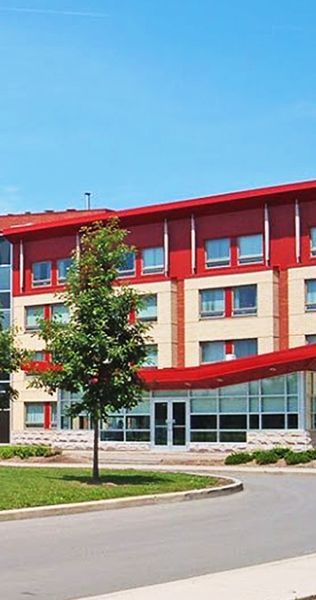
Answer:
[
  {"xmin": 25, "ymin": 402, "xmax": 57, "ymax": 429},
  {"xmin": 100, "ymin": 397, "xmax": 151, "ymax": 442}
]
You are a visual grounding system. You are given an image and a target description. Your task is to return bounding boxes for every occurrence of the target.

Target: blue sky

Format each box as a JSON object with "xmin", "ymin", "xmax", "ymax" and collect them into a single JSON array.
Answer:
[{"xmin": 0, "ymin": 0, "xmax": 315, "ymax": 213}]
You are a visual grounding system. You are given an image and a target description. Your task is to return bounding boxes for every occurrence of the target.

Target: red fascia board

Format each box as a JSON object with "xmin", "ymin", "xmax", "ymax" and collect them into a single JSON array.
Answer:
[
  {"xmin": 3, "ymin": 179, "xmax": 316, "ymax": 240},
  {"xmin": 22, "ymin": 344, "xmax": 316, "ymax": 389}
]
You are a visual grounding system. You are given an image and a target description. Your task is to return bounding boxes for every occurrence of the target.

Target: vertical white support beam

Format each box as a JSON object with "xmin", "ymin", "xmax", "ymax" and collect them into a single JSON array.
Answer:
[
  {"xmin": 19, "ymin": 239, "xmax": 24, "ymax": 292},
  {"xmin": 264, "ymin": 203, "xmax": 270, "ymax": 266},
  {"xmin": 75, "ymin": 233, "xmax": 80, "ymax": 260},
  {"xmin": 191, "ymin": 214, "xmax": 196, "ymax": 273},
  {"xmin": 164, "ymin": 219, "xmax": 169, "ymax": 275},
  {"xmin": 295, "ymin": 199, "xmax": 300, "ymax": 263}
]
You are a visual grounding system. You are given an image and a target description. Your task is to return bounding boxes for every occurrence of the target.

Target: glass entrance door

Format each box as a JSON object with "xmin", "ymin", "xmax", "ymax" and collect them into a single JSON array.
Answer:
[{"xmin": 153, "ymin": 400, "xmax": 187, "ymax": 448}]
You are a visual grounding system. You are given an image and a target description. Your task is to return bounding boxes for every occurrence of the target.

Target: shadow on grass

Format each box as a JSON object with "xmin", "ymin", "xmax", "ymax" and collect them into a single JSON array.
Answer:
[{"xmin": 48, "ymin": 472, "xmax": 172, "ymax": 486}]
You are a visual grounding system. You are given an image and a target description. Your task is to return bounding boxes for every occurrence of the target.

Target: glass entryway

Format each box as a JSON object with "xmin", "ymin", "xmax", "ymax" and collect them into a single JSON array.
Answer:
[{"xmin": 153, "ymin": 400, "xmax": 188, "ymax": 448}]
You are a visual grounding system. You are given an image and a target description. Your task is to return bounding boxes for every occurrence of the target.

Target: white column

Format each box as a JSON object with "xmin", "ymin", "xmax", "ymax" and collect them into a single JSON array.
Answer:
[
  {"xmin": 264, "ymin": 203, "xmax": 270, "ymax": 265},
  {"xmin": 164, "ymin": 219, "xmax": 169, "ymax": 275},
  {"xmin": 295, "ymin": 200, "xmax": 300, "ymax": 263},
  {"xmin": 19, "ymin": 239, "xmax": 24, "ymax": 292},
  {"xmin": 75, "ymin": 233, "xmax": 80, "ymax": 260},
  {"xmin": 191, "ymin": 214, "xmax": 196, "ymax": 273}
]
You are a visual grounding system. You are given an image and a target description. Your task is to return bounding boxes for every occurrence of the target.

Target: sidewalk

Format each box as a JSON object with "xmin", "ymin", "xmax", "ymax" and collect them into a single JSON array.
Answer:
[{"xmin": 76, "ymin": 553, "xmax": 316, "ymax": 600}]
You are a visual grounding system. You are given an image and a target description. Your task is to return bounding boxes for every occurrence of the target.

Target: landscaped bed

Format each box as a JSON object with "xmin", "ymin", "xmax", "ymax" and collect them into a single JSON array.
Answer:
[{"xmin": 0, "ymin": 467, "xmax": 223, "ymax": 511}]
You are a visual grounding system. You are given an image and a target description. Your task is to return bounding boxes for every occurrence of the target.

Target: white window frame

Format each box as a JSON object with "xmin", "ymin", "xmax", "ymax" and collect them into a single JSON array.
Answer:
[
  {"xmin": 142, "ymin": 247, "xmax": 165, "ymax": 275},
  {"xmin": 32, "ymin": 261, "xmax": 52, "ymax": 287},
  {"xmin": 237, "ymin": 234, "xmax": 264, "ymax": 265},
  {"xmin": 205, "ymin": 238, "xmax": 230, "ymax": 269}
]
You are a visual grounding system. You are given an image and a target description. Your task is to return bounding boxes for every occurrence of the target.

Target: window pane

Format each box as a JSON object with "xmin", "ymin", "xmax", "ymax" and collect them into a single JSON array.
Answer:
[
  {"xmin": 205, "ymin": 238, "xmax": 230, "ymax": 267},
  {"xmin": 306, "ymin": 335, "xmax": 316, "ymax": 344},
  {"xmin": 0, "ymin": 292, "xmax": 10, "ymax": 309},
  {"xmin": 219, "ymin": 431, "xmax": 247, "ymax": 442},
  {"xmin": 190, "ymin": 399, "xmax": 217, "ymax": 413},
  {"xmin": 57, "ymin": 258, "xmax": 72, "ymax": 283},
  {"xmin": 127, "ymin": 400, "xmax": 150, "ymax": 414},
  {"xmin": 26, "ymin": 306, "xmax": 44, "ymax": 329},
  {"xmin": 0, "ymin": 239, "xmax": 10, "ymax": 265},
  {"xmin": 249, "ymin": 415, "xmax": 259, "ymax": 429},
  {"xmin": 311, "ymin": 228, "xmax": 316, "ymax": 256},
  {"xmin": 238, "ymin": 235, "xmax": 263, "ymax": 264},
  {"xmin": 191, "ymin": 431, "xmax": 217, "ymax": 442},
  {"xmin": 51, "ymin": 304, "xmax": 70, "ymax": 324},
  {"xmin": 0, "ymin": 266, "xmax": 10, "ymax": 290},
  {"xmin": 32, "ymin": 262, "xmax": 51, "ymax": 286},
  {"xmin": 200, "ymin": 341, "xmax": 225, "ymax": 364},
  {"xmin": 142, "ymin": 247, "xmax": 164, "ymax": 273},
  {"xmin": 220, "ymin": 383, "xmax": 248, "ymax": 397},
  {"xmin": 126, "ymin": 431, "xmax": 150, "ymax": 441},
  {"xmin": 249, "ymin": 398, "xmax": 260, "ymax": 412},
  {"xmin": 287, "ymin": 373, "xmax": 298, "ymax": 394},
  {"xmin": 143, "ymin": 344, "xmax": 158, "ymax": 367},
  {"xmin": 234, "ymin": 339, "xmax": 258, "ymax": 358},
  {"xmin": 0, "ymin": 311, "xmax": 10, "ymax": 329},
  {"xmin": 104, "ymin": 416, "xmax": 125, "ymax": 430},
  {"xmin": 220, "ymin": 398, "xmax": 247, "ymax": 413},
  {"xmin": 191, "ymin": 415, "xmax": 217, "ymax": 429},
  {"xmin": 262, "ymin": 397, "xmax": 285, "ymax": 412},
  {"xmin": 233, "ymin": 285, "xmax": 257, "ymax": 315},
  {"xmin": 261, "ymin": 414, "xmax": 285, "ymax": 429},
  {"xmin": 138, "ymin": 295, "xmax": 157, "ymax": 321},
  {"xmin": 287, "ymin": 397, "xmax": 298, "ymax": 412},
  {"xmin": 31, "ymin": 351, "xmax": 45, "ymax": 361},
  {"xmin": 287, "ymin": 414, "xmax": 298, "ymax": 429},
  {"xmin": 200, "ymin": 289, "xmax": 224, "ymax": 317},
  {"xmin": 306, "ymin": 280, "xmax": 316, "ymax": 309},
  {"xmin": 117, "ymin": 252, "xmax": 135, "ymax": 276},
  {"xmin": 126, "ymin": 416, "xmax": 150, "ymax": 429},
  {"xmin": 25, "ymin": 403, "xmax": 44, "ymax": 427},
  {"xmin": 219, "ymin": 415, "xmax": 247, "ymax": 429},
  {"xmin": 101, "ymin": 431, "xmax": 124, "ymax": 441},
  {"xmin": 261, "ymin": 376, "xmax": 285, "ymax": 395}
]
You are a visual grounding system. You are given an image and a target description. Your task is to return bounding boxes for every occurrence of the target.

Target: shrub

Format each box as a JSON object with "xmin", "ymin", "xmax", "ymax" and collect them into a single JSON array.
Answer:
[
  {"xmin": 0, "ymin": 445, "xmax": 59, "ymax": 460},
  {"xmin": 306, "ymin": 449, "xmax": 316, "ymax": 461},
  {"xmin": 253, "ymin": 450, "xmax": 280, "ymax": 465},
  {"xmin": 285, "ymin": 451, "xmax": 312, "ymax": 465},
  {"xmin": 225, "ymin": 452, "xmax": 253, "ymax": 465},
  {"xmin": 271, "ymin": 447, "xmax": 291, "ymax": 459}
]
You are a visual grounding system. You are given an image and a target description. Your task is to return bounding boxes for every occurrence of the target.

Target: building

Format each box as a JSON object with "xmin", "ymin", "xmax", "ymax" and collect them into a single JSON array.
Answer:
[{"xmin": 2, "ymin": 180, "xmax": 316, "ymax": 452}]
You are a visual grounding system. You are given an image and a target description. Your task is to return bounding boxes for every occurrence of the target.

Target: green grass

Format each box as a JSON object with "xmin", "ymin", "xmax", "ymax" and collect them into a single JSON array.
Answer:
[{"xmin": 0, "ymin": 467, "xmax": 221, "ymax": 511}]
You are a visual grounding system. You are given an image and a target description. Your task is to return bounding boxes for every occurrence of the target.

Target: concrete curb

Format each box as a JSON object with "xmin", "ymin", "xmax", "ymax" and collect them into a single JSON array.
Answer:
[{"xmin": 0, "ymin": 476, "xmax": 242, "ymax": 522}]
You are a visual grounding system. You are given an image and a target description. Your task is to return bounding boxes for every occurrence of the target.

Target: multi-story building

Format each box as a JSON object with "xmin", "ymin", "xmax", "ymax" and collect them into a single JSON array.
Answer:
[{"xmin": 2, "ymin": 180, "xmax": 316, "ymax": 452}]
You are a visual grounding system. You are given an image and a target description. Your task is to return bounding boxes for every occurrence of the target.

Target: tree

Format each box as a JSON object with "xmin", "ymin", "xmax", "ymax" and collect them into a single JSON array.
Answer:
[
  {"xmin": 0, "ymin": 314, "xmax": 29, "ymax": 408},
  {"xmin": 29, "ymin": 219, "xmax": 152, "ymax": 482}
]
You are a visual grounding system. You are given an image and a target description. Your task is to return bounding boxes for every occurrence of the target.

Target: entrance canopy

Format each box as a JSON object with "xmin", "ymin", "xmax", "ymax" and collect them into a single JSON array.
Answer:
[{"xmin": 141, "ymin": 344, "xmax": 316, "ymax": 390}]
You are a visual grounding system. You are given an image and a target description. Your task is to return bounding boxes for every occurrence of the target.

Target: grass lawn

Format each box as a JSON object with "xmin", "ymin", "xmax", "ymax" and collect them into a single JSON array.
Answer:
[{"xmin": 0, "ymin": 467, "xmax": 221, "ymax": 511}]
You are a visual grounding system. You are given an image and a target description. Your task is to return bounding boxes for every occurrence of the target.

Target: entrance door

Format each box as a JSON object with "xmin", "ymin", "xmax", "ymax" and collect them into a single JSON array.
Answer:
[{"xmin": 153, "ymin": 400, "xmax": 187, "ymax": 448}]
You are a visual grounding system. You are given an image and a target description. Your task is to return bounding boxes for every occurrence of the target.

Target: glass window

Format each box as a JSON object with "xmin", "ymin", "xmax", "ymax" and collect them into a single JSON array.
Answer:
[
  {"xmin": 205, "ymin": 238, "xmax": 230, "ymax": 268},
  {"xmin": 143, "ymin": 344, "xmax": 158, "ymax": 367},
  {"xmin": 0, "ymin": 292, "xmax": 10, "ymax": 309},
  {"xmin": 237, "ymin": 234, "xmax": 263, "ymax": 264},
  {"xmin": 142, "ymin": 247, "xmax": 164, "ymax": 274},
  {"xmin": 25, "ymin": 306, "xmax": 44, "ymax": 330},
  {"xmin": 200, "ymin": 289, "xmax": 224, "ymax": 318},
  {"xmin": 234, "ymin": 339, "xmax": 258, "ymax": 358},
  {"xmin": 51, "ymin": 304, "xmax": 70, "ymax": 324},
  {"xmin": 1, "ymin": 311, "xmax": 10, "ymax": 329},
  {"xmin": 219, "ymin": 398, "xmax": 247, "ymax": 413},
  {"xmin": 117, "ymin": 252, "xmax": 136, "ymax": 277},
  {"xmin": 191, "ymin": 415, "xmax": 217, "ymax": 429},
  {"xmin": 200, "ymin": 341, "xmax": 225, "ymax": 364},
  {"xmin": 233, "ymin": 285, "xmax": 257, "ymax": 316},
  {"xmin": 32, "ymin": 261, "xmax": 51, "ymax": 287},
  {"xmin": 306, "ymin": 335, "xmax": 316, "ymax": 344},
  {"xmin": 311, "ymin": 228, "xmax": 316, "ymax": 257},
  {"xmin": 0, "ymin": 266, "xmax": 10, "ymax": 290},
  {"xmin": 138, "ymin": 295, "xmax": 157, "ymax": 321},
  {"xmin": 190, "ymin": 399, "xmax": 217, "ymax": 413},
  {"xmin": 306, "ymin": 280, "xmax": 316, "ymax": 311},
  {"xmin": 31, "ymin": 351, "xmax": 45, "ymax": 361},
  {"xmin": 261, "ymin": 376, "xmax": 285, "ymax": 395},
  {"xmin": 261, "ymin": 414, "xmax": 285, "ymax": 429},
  {"xmin": 57, "ymin": 258, "xmax": 72, "ymax": 284},
  {"xmin": 0, "ymin": 239, "xmax": 10, "ymax": 265},
  {"xmin": 25, "ymin": 403, "xmax": 44, "ymax": 428}
]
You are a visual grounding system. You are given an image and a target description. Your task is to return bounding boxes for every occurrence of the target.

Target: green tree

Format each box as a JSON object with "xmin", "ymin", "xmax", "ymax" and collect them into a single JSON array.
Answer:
[
  {"xmin": 0, "ymin": 314, "xmax": 29, "ymax": 407},
  {"xmin": 30, "ymin": 219, "xmax": 152, "ymax": 482}
]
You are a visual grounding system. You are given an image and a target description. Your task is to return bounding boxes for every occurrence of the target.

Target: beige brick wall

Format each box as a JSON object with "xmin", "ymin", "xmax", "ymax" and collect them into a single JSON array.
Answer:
[
  {"xmin": 288, "ymin": 266, "xmax": 316, "ymax": 347},
  {"xmin": 185, "ymin": 270, "xmax": 279, "ymax": 366}
]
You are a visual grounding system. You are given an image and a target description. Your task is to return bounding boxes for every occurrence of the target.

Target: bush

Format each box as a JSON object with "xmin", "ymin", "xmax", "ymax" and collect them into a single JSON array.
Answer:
[
  {"xmin": 225, "ymin": 452, "xmax": 253, "ymax": 465},
  {"xmin": 271, "ymin": 447, "xmax": 291, "ymax": 459},
  {"xmin": 306, "ymin": 449, "xmax": 316, "ymax": 461},
  {"xmin": 253, "ymin": 450, "xmax": 280, "ymax": 465},
  {"xmin": 285, "ymin": 451, "xmax": 312, "ymax": 465},
  {"xmin": 0, "ymin": 445, "xmax": 59, "ymax": 460}
]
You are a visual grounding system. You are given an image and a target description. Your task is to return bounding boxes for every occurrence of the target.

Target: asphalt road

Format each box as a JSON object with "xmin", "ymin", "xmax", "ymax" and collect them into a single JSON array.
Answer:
[{"xmin": 1, "ymin": 472, "xmax": 316, "ymax": 600}]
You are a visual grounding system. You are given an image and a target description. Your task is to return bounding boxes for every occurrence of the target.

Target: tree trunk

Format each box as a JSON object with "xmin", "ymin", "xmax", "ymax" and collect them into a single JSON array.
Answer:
[{"xmin": 92, "ymin": 414, "xmax": 100, "ymax": 484}]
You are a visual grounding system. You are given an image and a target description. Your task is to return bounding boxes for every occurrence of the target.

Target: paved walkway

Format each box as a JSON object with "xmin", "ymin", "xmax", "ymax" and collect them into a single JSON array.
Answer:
[{"xmin": 76, "ymin": 553, "xmax": 316, "ymax": 600}]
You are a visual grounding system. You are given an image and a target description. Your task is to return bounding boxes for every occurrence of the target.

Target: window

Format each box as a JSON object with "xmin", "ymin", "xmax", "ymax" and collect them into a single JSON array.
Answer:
[
  {"xmin": 306, "ymin": 335, "xmax": 316, "ymax": 344},
  {"xmin": 234, "ymin": 339, "xmax": 258, "ymax": 358},
  {"xmin": 143, "ymin": 344, "xmax": 158, "ymax": 367},
  {"xmin": 237, "ymin": 235, "xmax": 263, "ymax": 264},
  {"xmin": 25, "ymin": 306, "xmax": 44, "ymax": 330},
  {"xmin": 200, "ymin": 289, "xmax": 224, "ymax": 318},
  {"xmin": 205, "ymin": 238, "xmax": 230, "ymax": 268},
  {"xmin": 0, "ymin": 238, "xmax": 10, "ymax": 265},
  {"xmin": 138, "ymin": 295, "xmax": 157, "ymax": 321},
  {"xmin": 32, "ymin": 261, "xmax": 51, "ymax": 287},
  {"xmin": 117, "ymin": 252, "xmax": 136, "ymax": 277},
  {"xmin": 57, "ymin": 258, "xmax": 72, "ymax": 284},
  {"xmin": 311, "ymin": 228, "xmax": 316, "ymax": 257},
  {"xmin": 30, "ymin": 351, "xmax": 45, "ymax": 361},
  {"xmin": 142, "ymin": 247, "xmax": 164, "ymax": 274},
  {"xmin": 25, "ymin": 403, "xmax": 44, "ymax": 428},
  {"xmin": 233, "ymin": 285, "xmax": 257, "ymax": 316},
  {"xmin": 51, "ymin": 303, "xmax": 70, "ymax": 324},
  {"xmin": 306, "ymin": 280, "xmax": 316, "ymax": 311},
  {"xmin": 200, "ymin": 341, "xmax": 225, "ymax": 364}
]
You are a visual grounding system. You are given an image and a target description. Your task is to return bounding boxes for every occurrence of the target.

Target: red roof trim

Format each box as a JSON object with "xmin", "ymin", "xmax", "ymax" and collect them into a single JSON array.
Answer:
[
  {"xmin": 3, "ymin": 179, "xmax": 316, "ymax": 239},
  {"xmin": 23, "ymin": 343, "xmax": 316, "ymax": 389}
]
